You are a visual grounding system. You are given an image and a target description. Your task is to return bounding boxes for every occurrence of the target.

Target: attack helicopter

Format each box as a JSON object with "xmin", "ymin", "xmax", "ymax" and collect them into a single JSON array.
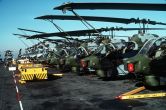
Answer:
[
  {"xmin": 124, "ymin": 37, "xmax": 166, "ymax": 87},
  {"xmin": 4, "ymin": 50, "xmax": 13, "ymax": 67},
  {"xmin": 14, "ymin": 28, "xmax": 86, "ymax": 69},
  {"xmin": 0, "ymin": 53, "xmax": 3, "ymax": 63},
  {"xmin": 15, "ymin": 28, "xmax": 69, "ymax": 63},
  {"xmin": 13, "ymin": 32, "xmax": 52, "ymax": 64},
  {"xmin": 28, "ymin": 35, "xmax": 88, "ymax": 71}
]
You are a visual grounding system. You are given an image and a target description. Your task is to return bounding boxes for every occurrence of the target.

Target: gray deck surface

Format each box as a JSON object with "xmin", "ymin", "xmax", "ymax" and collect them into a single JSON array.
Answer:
[{"xmin": 0, "ymin": 64, "xmax": 166, "ymax": 110}]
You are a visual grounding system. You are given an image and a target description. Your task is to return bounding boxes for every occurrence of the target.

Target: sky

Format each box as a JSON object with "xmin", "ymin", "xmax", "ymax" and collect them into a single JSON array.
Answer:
[{"xmin": 0, "ymin": 0, "xmax": 166, "ymax": 58}]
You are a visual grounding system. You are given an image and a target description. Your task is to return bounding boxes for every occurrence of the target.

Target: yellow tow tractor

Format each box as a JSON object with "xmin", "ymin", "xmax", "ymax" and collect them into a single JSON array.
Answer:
[
  {"xmin": 18, "ymin": 63, "xmax": 48, "ymax": 84},
  {"xmin": 17, "ymin": 63, "xmax": 63, "ymax": 84}
]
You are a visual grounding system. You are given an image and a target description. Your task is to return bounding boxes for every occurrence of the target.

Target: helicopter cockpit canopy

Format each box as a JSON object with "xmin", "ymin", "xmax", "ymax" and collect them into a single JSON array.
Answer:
[
  {"xmin": 138, "ymin": 37, "xmax": 166, "ymax": 58},
  {"xmin": 94, "ymin": 43, "xmax": 115, "ymax": 55}
]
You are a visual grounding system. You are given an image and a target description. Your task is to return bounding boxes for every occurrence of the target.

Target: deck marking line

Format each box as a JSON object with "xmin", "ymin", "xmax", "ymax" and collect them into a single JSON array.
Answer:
[{"xmin": 12, "ymin": 72, "xmax": 24, "ymax": 110}]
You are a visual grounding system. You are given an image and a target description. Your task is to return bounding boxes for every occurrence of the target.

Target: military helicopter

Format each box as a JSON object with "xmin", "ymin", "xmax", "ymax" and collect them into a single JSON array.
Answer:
[
  {"xmin": 17, "ymin": 49, "xmax": 22, "ymax": 59},
  {"xmin": 25, "ymin": 27, "xmax": 102, "ymax": 71},
  {"xmin": 124, "ymin": 37, "xmax": 166, "ymax": 87},
  {"xmin": 14, "ymin": 29, "xmax": 85, "ymax": 70},
  {"xmin": 0, "ymin": 53, "xmax": 3, "ymax": 63},
  {"xmin": 13, "ymin": 32, "xmax": 52, "ymax": 63},
  {"xmin": 4, "ymin": 50, "xmax": 13, "ymax": 67}
]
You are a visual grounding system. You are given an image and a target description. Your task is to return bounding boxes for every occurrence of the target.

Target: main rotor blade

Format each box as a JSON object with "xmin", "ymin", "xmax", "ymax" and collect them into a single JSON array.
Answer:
[
  {"xmin": 27, "ymin": 27, "xmax": 166, "ymax": 39},
  {"xmin": 117, "ymin": 28, "xmax": 166, "ymax": 31},
  {"xmin": 28, "ymin": 28, "xmax": 106, "ymax": 39},
  {"xmin": 35, "ymin": 15, "xmax": 131, "ymax": 24},
  {"xmin": 13, "ymin": 33, "xmax": 65, "ymax": 42},
  {"xmin": 35, "ymin": 15, "xmax": 166, "ymax": 25},
  {"xmin": 17, "ymin": 28, "xmax": 82, "ymax": 42},
  {"xmin": 18, "ymin": 28, "xmax": 46, "ymax": 34},
  {"xmin": 13, "ymin": 33, "xmax": 30, "ymax": 38},
  {"xmin": 131, "ymin": 18, "xmax": 166, "ymax": 25},
  {"xmin": 54, "ymin": 2, "xmax": 166, "ymax": 11}
]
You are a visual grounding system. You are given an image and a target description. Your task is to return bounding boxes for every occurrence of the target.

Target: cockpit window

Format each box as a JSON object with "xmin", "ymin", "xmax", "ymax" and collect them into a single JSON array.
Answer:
[
  {"xmin": 138, "ymin": 39, "xmax": 155, "ymax": 55},
  {"xmin": 69, "ymin": 48, "xmax": 77, "ymax": 56},
  {"xmin": 77, "ymin": 47, "xmax": 88, "ymax": 56},
  {"xmin": 138, "ymin": 38, "xmax": 166, "ymax": 57},
  {"xmin": 94, "ymin": 45, "xmax": 104, "ymax": 54},
  {"xmin": 59, "ymin": 50, "xmax": 67, "ymax": 57},
  {"xmin": 94, "ymin": 44, "xmax": 115, "ymax": 55}
]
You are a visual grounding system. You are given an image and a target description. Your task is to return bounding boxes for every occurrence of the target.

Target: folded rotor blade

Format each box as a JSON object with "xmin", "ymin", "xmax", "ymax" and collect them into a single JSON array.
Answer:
[
  {"xmin": 54, "ymin": 2, "xmax": 166, "ymax": 11},
  {"xmin": 35, "ymin": 15, "xmax": 166, "ymax": 25},
  {"xmin": 28, "ymin": 27, "xmax": 166, "ymax": 39},
  {"xmin": 18, "ymin": 28, "xmax": 46, "ymax": 34}
]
